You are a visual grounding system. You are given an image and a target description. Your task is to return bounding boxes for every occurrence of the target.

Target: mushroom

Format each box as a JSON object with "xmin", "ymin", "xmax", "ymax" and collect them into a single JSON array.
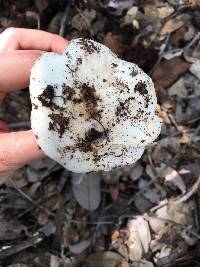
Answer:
[{"xmin": 30, "ymin": 38, "xmax": 160, "ymax": 173}]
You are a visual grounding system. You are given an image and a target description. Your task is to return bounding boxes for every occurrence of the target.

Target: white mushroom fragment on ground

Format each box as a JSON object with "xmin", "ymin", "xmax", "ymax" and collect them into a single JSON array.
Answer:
[{"xmin": 29, "ymin": 38, "xmax": 161, "ymax": 173}]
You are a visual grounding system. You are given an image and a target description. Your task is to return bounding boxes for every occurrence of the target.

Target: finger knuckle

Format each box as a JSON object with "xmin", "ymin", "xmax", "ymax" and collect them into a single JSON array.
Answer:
[{"xmin": 2, "ymin": 27, "xmax": 17, "ymax": 38}]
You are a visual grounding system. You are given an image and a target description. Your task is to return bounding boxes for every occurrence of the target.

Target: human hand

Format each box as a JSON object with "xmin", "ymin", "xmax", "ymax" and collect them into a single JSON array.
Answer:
[{"xmin": 0, "ymin": 28, "xmax": 68, "ymax": 181}]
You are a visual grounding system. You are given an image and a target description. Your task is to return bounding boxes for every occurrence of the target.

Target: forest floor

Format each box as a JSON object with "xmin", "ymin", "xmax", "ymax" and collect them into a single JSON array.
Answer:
[{"xmin": 0, "ymin": 0, "xmax": 200, "ymax": 266}]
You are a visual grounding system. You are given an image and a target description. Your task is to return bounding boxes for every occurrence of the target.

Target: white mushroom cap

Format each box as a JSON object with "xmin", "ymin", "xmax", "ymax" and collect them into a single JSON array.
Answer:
[{"xmin": 30, "ymin": 38, "xmax": 160, "ymax": 173}]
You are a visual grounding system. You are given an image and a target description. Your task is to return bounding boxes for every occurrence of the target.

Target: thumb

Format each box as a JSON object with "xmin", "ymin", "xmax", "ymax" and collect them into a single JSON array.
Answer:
[{"xmin": 0, "ymin": 130, "xmax": 44, "ymax": 174}]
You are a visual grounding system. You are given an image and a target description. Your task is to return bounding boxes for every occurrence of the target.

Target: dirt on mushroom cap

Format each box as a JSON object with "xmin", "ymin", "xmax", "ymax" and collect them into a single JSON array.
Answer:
[{"xmin": 30, "ymin": 38, "xmax": 161, "ymax": 173}]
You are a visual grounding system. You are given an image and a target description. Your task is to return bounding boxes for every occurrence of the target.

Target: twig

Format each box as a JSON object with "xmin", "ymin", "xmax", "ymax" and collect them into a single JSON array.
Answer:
[
  {"xmin": 0, "ymin": 222, "xmax": 56, "ymax": 260},
  {"xmin": 193, "ymin": 124, "xmax": 200, "ymax": 138},
  {"xmin": 59, "ymin": 1, "xmax": 71, "ymax": 37},
  {"xmin": 177, "ymin": 176, "xmax": 200, "ymax": 203},
  {"xmin": 195, "ymin": 190, "xmax": 200, "ymax": 232},
  {"xmin": 188, "ymin": 227, "xmax": 200, "ymax": 240},
  {"xmin": 168, "ymin": 114, "xmax": 183, "ymax": 133},
  {"xmin": 69, "ymin": 219, "xmax": 114, "ymax": 225},
  {"xmin": 74, "ymin": 4, "xmax": 91, "ymax": 31},
  {"xmin": 188, "ymin": 116, "xmax": 200, "ymax": 125},
  {"xmin": 150, "ymin": 199, "xmax": 168, "ymax": 212},
  {"xmin": 9, "ymin": 178, "xmax": 55, "ymax": 217},
  {"xmin": 147, "ymin": 214, "xmax": 200, "ymax": 240},
  {"xmin": 0, "ymin": 233, "xmax": 43, "ymax": 259},
  {"xmin": 128, "ymin": 145, "xmax": 183, "ymax": 205},
  {"xmin": 149, "ymin": 4, "xmax": 192, "ymax": 47},
  {"xmin": 184, "ymin": 32, "xmax": 200, "ymax": 49},
  {"xmin": 17, "ymin": 194, "xmax": 56, "ymax": 218},
  {"xmin": 26, "ymin": 11, "xmax": 41, "ymax": 30},
  {"xmin": 69, "ymin": 214, "xmax": 137, "ymax": 225},
  {"xmin": 8, "ymin": 178, "xmax": 33, "ymax": 203},
  {"xmin": 148, "ymin": 4, "xmax": 197, "ymax": 77},
  {"xmin": 7, "ymin": 121, "xmax": 31, "ymax": 129},
  {"xmin": 148, "ymin": 33, "xmax": 171, "ymax": 76}
]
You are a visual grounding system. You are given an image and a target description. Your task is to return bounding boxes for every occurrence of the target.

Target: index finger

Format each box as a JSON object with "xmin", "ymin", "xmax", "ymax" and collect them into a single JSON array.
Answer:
[
  {"xmin": 0, "ymin": 28, "xmax": 68, "ymax": 54},
  {"xmin": 0, "ymin": 50, "xmax": 43, "ymax": 94}
]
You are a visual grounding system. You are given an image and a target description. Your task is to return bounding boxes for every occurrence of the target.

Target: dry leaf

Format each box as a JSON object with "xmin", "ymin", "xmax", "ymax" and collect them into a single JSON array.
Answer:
[
  {"xmin": 180, "ymin": 228, "xmax": 198, "ymax": 245},
  {"xmin": 132, "ymin": 19, "xmax": 140, "ymax": 29},
  {"xmin": 112, "ymin": 230, "xmax": 120, "ymax": 239},
  {"xmin": 41, "ymin": 221, "xmax": 56, "ymax": 237},
  {"xmin": 150, "ymin": 199, "xmax": 195, "ymax": 238},
  {"xmin": 101, "ymin": 168, "xmax": 123, "ymax": 184},
  {"xmin": 108, "ymin": 0, "xmax": 134, "ymax": 10},
  {"xmin": 165, "ymin": 170, "xmax": 186, "ymax": 193},
  {"xmin": 50, "ymin": 255, "xmax": 60, "ymax": 267},
  {"xmin": 151, "ymin": 224, "xmax": 191, "ymax": 265},
  {"xmin": 69, "ymin": 238, "xmax": 91, "ymax": 254},
  {"xmin": 8, "ymin": 169, "xmax": 28, "ymax": 189},
  {"xmin": 71, "ymin": 9, "xmax": 96, "ymax": 31},
  {"xmin": 72, "ymin": 173, "xmax": 101, "ymax": 210},
  {"xmin": 152, "ymin": 58, "xmax": 190, "ymax": 89},
  {"xmin": 145, "ymin": 164, "xmax": 155, "ymax": 180},
  {"xmin": 179, "ymin": 134, "xmax": 191, "ymax": 144},
  {"xmin": 128, "ymin": 217, "xmax": 151, "ymax": 254},
  {"xmin": 124, "ymin": 6, "xmax": 139, "ymax": 24},
  {"xmin": 154, "ymin": 246, "xmax": 174, "ymax": 266},
  {"xmin": 103, "ymin": 32, "xmax": 126, "ymax": 55},
  {"xmin": 168, "ymin": 77, "xmax": 187, "ymax": 97},
  {"xmin": 127, "ymin": 217, "xmax": 151, "ymax": 261},
  {"xmin": 167, "ymin": 199, "xmax": 194, "ymax": 225},
  {"xmin": 26, "ymin": 157, "xmax": 60, "ymax": 183},
  {"xmin": 109, "ymin": 184, "xmax": 119, "ymax": 201},
  {"xmin": 122, "ymin": 261, "xmax": 130, "ymax": 267},
  {"xmin": 0, "ymin": 219, "xmax": 27, "ymax": 241},
  {"xmin": 127, "ymin": 222, "xmax": 143, "ymax": 261},
  {"xmin": 189, "ymin": 59, "xmax": 200, "ymax": 80},
  {"xmin": 148, "ymin": 215, "xmax": 167, "ymax": 234},
  {"xmin": 134, "ymin": 192, "xmax": 154, "ymax": 213},
  {"xmin": 158, "ymin": 6, "xmax": 174, "ymax": 18},
  {"xmin": 87, "ymin": 251, "xmax": 123, "ymax": 267},
  {"xmin": 129, "ymin": 163, "xmax": 144, "ymax": 181},
  {"xmin": 189, "ymin": 0, "xmax": 198, "ymax": 6},
  {"xmin": 149, "ymin": 204, "xmax": 171, "ymax": 233},
  {"xmin": 133, "ymin": 261, "xmax": 154, "ymax": 267},
  {"xmin": 144, "ymin": 4, "xmax": 158, "ymax": 21},
  {"xmin": 45, "ymin": 194, "xmax": 63, "ymax": 211},
  {"xmin": 171, "ymin": 27, "xmax": 185, "ymax": 46},
  {"xmin": 165, "ymin": 169, "xmax": 186, "ymax": 193},
  {"xmin": 161, "ymin": 19, "xmax": 184, "ymax": 35},
  {"xmin": 158, "ymin": 109, "xmax": 171, "ymax": 124},
  {"xmin": 63, "ymin": 223, "xmax": 79, "ymax": 246},
  {"xmin": 138, "ymin": 178, "xmax": 163, "ymax": 204},
  {"xmin": 152, "ymin": 137, "xmax": 181, "ymax": 165},
  {"xmin": 34, "ymin": 0, "xmax": 49, "ymax": 12},
  {"xmin": 37, "ymin": 211, "xmax": 49, "ymax": 225},
  {"xmin": 157, "ymin": 165, "xmax": 186, "ymax": 194}
]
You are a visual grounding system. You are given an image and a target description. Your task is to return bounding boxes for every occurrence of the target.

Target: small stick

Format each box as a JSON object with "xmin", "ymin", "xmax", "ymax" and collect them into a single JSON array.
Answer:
[
  {"xmin": 7, "ymin": 121, "xmax": 31, "ymax": 129},
  {"xmin": 184, "ymin": 32, "xmax": 200, "ymax": 49},
  {"xmin": 59, "ymin": 1, "xmax": 71, "ymax": 37},
  {"xmin": 9, "ymin": 178, "xmax": 55, "ymax": 217},
  {"xmin": 0, "ymin": 234, "xmax": 43, "ymax": 259},
  {"xmin": 177, "ymin": 176, "xmax": 200, "ymax": 203},
  {"xmin": 149, "ymin": 33, "xmax": 171, "ymax": 76}
]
